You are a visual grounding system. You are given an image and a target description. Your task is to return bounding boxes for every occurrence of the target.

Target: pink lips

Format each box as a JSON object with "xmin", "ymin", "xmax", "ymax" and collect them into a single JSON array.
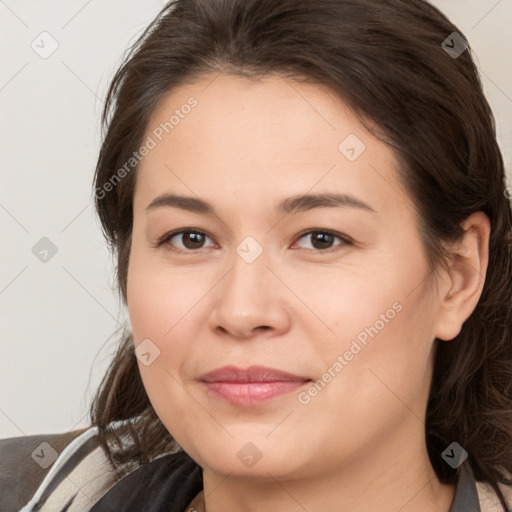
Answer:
[{"xmin": 198, "ymin": 365, "xmax": 312, "ymax": 406}]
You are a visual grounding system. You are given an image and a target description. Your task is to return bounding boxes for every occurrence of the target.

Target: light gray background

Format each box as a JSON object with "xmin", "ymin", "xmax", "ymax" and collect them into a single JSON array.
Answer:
[{"xmin": 1, "ymin": 0, "xmax": 511, "ymax": 439}]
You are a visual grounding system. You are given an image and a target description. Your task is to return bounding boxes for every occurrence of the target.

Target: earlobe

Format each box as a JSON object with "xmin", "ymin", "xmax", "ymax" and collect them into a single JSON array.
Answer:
[{"xmin": 434, "ymin": 211, "xmax": 491, "ymax": 341}]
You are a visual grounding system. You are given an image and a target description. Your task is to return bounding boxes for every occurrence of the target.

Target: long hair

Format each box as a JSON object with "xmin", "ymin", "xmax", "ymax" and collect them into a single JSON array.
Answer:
[{"xmin": 90, "ymin": 0, "xmax": 512, "ymax": 508}]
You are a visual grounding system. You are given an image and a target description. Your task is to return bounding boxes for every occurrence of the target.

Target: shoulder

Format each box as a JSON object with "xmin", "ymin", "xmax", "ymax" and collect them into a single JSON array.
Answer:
[
  {"xmin": 476, "ymin": 479, "xmax": 512, "ymax": 511},
  {"xmin": 3, "ymin": 421, "xmax": 201, "ymax": 512},
  {"xmin": 0, "ymin": 428, "xmax": 88, "ymax": 512},
  {"xmin": 11, "ymin": 425, "xmax": 124, "ymax": 512}
]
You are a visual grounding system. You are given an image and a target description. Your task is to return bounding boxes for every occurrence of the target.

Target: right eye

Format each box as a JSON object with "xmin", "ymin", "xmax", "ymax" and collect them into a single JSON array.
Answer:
[{"xmin": 156, "ymin": 229, "xmax": 217, "ymax": 252}]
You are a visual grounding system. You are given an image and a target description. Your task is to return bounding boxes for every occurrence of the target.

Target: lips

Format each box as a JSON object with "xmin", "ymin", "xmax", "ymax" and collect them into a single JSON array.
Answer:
[
  {"xmin": 197, "ymin": 365, "xmax": 312, "ymax": 406},
  {"xmin": 198, "ymin": 365, "xmax": 311, "ymax": 383}
]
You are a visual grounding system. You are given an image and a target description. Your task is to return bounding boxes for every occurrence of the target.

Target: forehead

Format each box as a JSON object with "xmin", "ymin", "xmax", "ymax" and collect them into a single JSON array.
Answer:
[{"xmin": 134, "ymin": 73, "xmax": 412, "ymax": 216}]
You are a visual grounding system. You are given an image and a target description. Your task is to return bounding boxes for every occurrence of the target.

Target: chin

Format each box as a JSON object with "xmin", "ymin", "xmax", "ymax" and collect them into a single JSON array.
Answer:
[{"xmin": 187, "ymin": 437, "xmax": 308, "ymax": 479}]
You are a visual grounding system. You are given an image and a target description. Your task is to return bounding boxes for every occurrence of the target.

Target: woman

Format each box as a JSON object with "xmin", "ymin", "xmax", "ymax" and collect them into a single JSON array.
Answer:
[{"xmin": 3, "ymin": 0, "xmax": 512, "ymax": 510}]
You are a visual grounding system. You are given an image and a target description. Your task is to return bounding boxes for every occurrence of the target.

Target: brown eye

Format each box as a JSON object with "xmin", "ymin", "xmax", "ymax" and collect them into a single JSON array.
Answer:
[
  {"xmin": 293, "ymin": 230, "xmax": 350, "ymax": 251},
  {"xmin": 159, "ymin": 230, "xmax": 215, "ymax": 251},
  {"xmin": 179, "ymin": 231, "xmax": 206, "ymax": 249}
]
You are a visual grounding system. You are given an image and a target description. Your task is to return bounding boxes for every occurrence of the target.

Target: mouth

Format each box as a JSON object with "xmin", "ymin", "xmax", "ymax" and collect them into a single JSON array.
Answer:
[{"xmin": 197, "ymin": 365, "xmax": 313, "ymax": 406}]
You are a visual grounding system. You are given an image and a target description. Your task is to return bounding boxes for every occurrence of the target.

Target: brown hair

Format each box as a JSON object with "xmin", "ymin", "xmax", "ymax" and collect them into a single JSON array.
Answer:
[{"xmin": 90, "ymin": 0, "xmax": 512, "ymax": 507}]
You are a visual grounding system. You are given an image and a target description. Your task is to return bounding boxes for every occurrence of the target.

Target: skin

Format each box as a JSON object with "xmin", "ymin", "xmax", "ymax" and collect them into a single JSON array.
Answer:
[{"xmin": 126, "ymin": 73, "xmax": 490, "ymax": 512}]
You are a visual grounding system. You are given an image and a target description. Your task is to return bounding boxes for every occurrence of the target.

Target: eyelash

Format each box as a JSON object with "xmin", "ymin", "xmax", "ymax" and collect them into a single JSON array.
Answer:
[{"xmin": 155, "ymin": 228, "xmax": 353, "ymax": 254}]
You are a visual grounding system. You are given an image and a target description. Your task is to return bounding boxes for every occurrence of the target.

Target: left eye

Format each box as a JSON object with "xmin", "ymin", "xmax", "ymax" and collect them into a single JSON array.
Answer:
[{"xmin": 292, "ymin": 230, "xmax": 349, "ymax": 251}]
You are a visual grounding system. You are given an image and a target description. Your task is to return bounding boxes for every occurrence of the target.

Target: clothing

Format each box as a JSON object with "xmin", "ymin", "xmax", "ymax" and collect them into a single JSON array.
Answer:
[{"xmin": 3, "ymin": 425, "xmax": 510, "ymax": 511}]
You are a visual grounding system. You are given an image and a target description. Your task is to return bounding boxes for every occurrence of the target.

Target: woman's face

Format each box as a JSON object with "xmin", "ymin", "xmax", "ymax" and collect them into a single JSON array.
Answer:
[{"xmin": 127, "ymin": 73, "xmax": 447, "ymax": 480}]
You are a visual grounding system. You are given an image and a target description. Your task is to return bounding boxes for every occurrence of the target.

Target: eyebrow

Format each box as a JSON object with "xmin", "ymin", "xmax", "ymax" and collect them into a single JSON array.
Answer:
[{"xmin": 144, "ymin": 192, "xmax": 377, "ymax": 216}]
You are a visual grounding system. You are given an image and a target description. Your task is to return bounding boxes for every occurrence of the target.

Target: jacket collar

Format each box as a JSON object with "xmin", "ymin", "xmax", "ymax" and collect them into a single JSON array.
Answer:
[{"xmin": 450, "ymin": 462, "xmax": 481, "ymax": 512}]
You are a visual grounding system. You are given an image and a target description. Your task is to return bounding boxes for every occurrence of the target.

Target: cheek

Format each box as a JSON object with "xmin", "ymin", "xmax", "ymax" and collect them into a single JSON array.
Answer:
[
  {"xmin": 126, "ymin": 242, "xmax": 196, "ymax": 340},
  {"xmin": 298, "ymin": 251, "xmax": 437, "ymax": 426},
  {"xmin": 294, "ymin": 258, "xmax": 427, "ymax": 358},
  {"xmin": 293, "ymin": 298, "xmax": 435, "ymax": 475},
  {"xmin": 306, "ymin": 284, "xmax": 436, "ymax": 433},
  {"xmin": 126, "ymin": 245, "xmax": 211, "ymax": 398},
  {"xmin": 126, "ymin": 251, "xmax": 202, "ymax": 432}
]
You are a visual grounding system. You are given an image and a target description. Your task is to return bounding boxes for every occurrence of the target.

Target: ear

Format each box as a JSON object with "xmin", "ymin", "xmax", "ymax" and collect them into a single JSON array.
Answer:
[{"xmin": 434, "ymin": 211, "xmax": 491, "ymax": 341}]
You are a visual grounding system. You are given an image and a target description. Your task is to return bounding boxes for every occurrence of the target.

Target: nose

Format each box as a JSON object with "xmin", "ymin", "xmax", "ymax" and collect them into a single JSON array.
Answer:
[{"xmin": 208, "ymin": 244, "xmax": 291, "ymax": 340}]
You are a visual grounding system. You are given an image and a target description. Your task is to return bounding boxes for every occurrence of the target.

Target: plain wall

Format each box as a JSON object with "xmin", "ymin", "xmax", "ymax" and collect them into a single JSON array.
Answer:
[{"xmin": 1, "ymin": 0, "xmax": 511, "ymax": 438}]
